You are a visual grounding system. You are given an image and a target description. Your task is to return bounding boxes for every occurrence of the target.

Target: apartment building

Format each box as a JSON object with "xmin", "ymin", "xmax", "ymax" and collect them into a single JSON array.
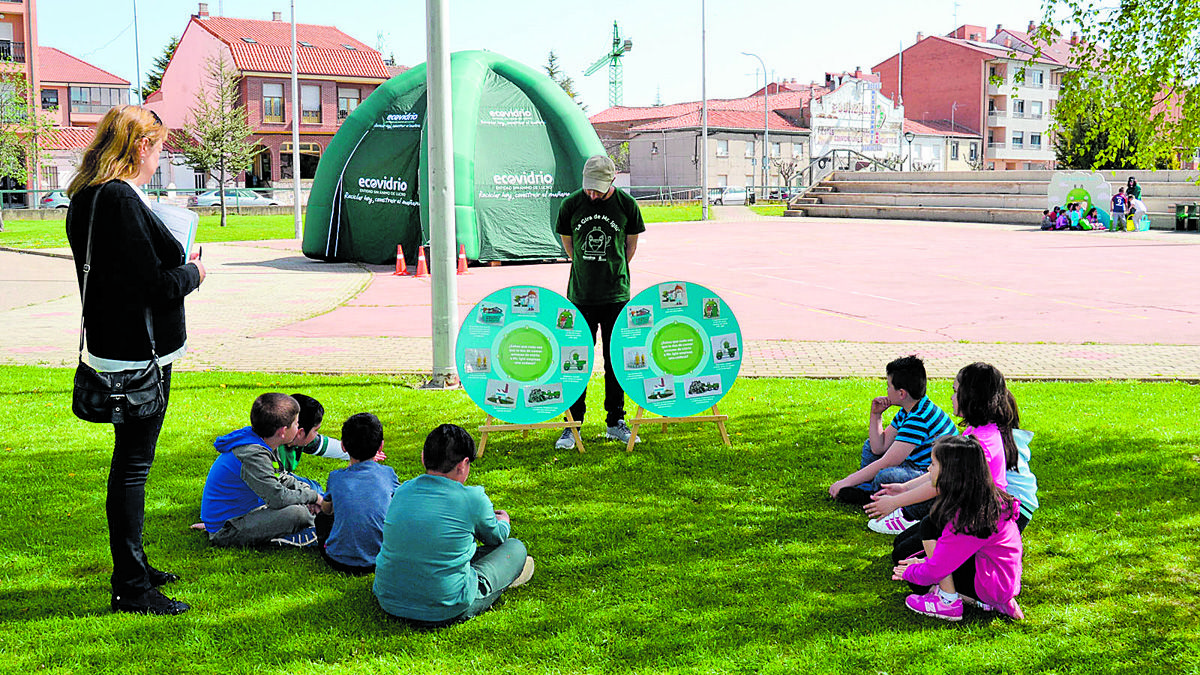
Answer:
[
  {"xmin": 147, "ymin": 3, "xmax": 391, "ymax": 189},
  {"xmin": 874, "ymin": 23, "xmax": 1077, "ymax": 170}
]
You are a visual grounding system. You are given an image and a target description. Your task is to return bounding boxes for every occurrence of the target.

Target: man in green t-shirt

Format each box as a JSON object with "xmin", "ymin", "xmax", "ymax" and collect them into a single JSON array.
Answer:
[{"xmin": 554, "ymin": 155, "xmax": 646, "ymax": 449}]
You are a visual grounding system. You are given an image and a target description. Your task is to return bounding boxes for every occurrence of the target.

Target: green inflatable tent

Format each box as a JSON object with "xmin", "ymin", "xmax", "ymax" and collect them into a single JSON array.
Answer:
[{"xmin": 303, "ymin": 50, "xmax": 605, "ymax": 265}]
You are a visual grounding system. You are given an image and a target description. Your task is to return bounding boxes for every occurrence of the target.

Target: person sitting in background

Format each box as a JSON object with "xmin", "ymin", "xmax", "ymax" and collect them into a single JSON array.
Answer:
[{"xmin": 1040, "ymin": 208, "xmax": 1057, "ymax": 230}]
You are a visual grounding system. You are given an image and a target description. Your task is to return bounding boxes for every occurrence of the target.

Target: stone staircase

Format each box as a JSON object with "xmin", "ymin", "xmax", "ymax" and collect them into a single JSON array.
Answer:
[{"xmin": 786, "ymin": 169, "xmax": 1200, "ymax": 229}]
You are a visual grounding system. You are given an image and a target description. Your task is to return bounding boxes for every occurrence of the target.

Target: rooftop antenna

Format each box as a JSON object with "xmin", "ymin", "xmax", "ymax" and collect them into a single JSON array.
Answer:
[
  {"xmin": 584, "ymin": 21, "xmax": 633, "ymax": 107},
  {"xmin": 953, "ymin": 0, "xmax": 960, "ymax": 30}
]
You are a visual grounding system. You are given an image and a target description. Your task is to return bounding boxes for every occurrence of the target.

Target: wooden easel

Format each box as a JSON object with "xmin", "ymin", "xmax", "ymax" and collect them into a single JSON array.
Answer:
[
  {"xmin": 625, "ymin": 404, "xmax": 731, "ymax": 451},
  {"xmin": 477, "ymin": 410, "xmax": 585, "ymax": 458}
]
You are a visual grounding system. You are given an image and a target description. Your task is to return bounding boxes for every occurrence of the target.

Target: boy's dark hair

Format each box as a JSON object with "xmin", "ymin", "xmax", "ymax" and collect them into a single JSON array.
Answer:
[
  {"xmin": 885, "ymin": 355, "xmax": 927, "ymax": 400},
  {"xmin": 955, "ymin": 362, "xmax": 1021, "ymax": 470},
  {"xmin": 928, "ymin": 435, "xmax": 1016, "ymax": 539},
  {"xmin": 1118, "ymin": 186, "xmax": 1125, "ymax": 193},
  {"xmin": 1042, "ymin": 209, "xmax": 1049, "ymax": 216},
  {"xmin": 422, "ymin": 424, "xmax": 476, "ymax": 473},
  {"xmin": 250, "ymin": 393, "xmax": 299, "ymax": 438},
  {"xmin": 290, "ymin": 393, "xmax": 324, "ymax": 433},
  {"xmin": 342, "ymin": 412, "xmax": 384, "ymax": 461}
]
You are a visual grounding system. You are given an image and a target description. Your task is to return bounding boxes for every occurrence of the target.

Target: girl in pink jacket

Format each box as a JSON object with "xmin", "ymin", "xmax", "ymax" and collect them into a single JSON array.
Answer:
[{"xmin": 891, "ymin": 435, "xmax": 1024, "ymax": 621}]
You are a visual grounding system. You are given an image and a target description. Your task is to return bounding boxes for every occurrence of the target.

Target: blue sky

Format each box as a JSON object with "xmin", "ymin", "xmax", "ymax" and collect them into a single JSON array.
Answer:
[{"xmin": 39, "ymin": 0, "xmax": 1060, "ymax": 110}]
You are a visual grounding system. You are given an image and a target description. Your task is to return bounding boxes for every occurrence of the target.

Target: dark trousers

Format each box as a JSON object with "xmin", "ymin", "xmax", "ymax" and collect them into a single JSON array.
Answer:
[
  {"xmin": 896, "ymin": 512, "xmax": 1030, "ymax": 598},
  {"xmin": 568, "ymin": 302, "xmax": 627, "ymax": 427},
  {"xmin": 108, "ymin": 364, "xmax": 172, "ymax": 600}
]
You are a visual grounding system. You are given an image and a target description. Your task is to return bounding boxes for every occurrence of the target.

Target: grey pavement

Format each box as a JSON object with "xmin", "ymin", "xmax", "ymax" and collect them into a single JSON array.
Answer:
[{"xmin": 2, "ymin": 215, "xmax": 1199, "ymax": 381}]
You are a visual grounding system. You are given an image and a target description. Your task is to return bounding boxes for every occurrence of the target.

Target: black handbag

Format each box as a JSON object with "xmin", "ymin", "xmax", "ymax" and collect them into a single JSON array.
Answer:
[{"xmin": 71, "ymin": 187, "xmax": 167, "ymax": 424}]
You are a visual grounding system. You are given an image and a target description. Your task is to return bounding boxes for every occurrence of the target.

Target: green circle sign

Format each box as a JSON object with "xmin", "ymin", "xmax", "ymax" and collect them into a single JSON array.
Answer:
[
  {"xmin": 498, "ymin": 326, "xmax": 553, "ymax": 381},
  {"xmin": 651, "ymin": 321, "xmax": 703, "ymax": 376}
]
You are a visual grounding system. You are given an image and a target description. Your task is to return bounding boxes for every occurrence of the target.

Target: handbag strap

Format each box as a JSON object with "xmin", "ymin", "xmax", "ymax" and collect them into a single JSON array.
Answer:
[{"xmin": 77, "ymin": 183, "xmax": 159, "ymax": 362}]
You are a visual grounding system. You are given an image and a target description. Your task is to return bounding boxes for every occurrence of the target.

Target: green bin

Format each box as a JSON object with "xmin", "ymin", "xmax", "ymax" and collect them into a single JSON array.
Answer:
[{"xmin": 1188, "ymin": 204, "xmax": 1200, "ymax": 231}]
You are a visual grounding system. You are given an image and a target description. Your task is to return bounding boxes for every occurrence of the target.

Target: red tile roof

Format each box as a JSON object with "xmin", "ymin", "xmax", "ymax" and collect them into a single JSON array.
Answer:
[
  {"xmin": 590, "ymin": 89, "xmax": 827, "ymax": 127},
  {"xmin": 903, "ymin": 119, "xmax": 981, "ymax": 137},
  {"xmin": 192, "ymin": 16, "xmax": 388, "ymax": 79},
  {"xmin": 45, "ymin": 126, "xmax": 95, "ymax": 150},
  {"xmin": 38, "ymin": 47, "xmax": 130, "ymax": 86},
  {"xmin": 630, "ymin": 109, "xmax": 806, "ymax": 133},
  {"xmin": 993, "ymin": 29, "xmax": 1078, "ymax": 67}
]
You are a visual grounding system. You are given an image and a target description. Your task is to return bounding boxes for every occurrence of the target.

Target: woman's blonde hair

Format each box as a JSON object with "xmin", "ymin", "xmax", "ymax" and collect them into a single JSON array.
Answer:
[{"xmin": 66, "ymin": 105, "xmax": 167, "ymax": 197}]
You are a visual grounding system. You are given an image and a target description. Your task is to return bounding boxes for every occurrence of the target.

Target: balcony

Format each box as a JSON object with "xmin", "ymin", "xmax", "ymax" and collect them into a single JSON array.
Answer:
[
  {"xmin": 0, "ymin": 41, "xmax": 26, "ymax": 63},
  {"xmin": 988, "ymin": 142, "xmax": 1007, "ymax": 149},
  {"xmin": 71, "ymin": 103, "xmax": 116, "ymax": 115}
]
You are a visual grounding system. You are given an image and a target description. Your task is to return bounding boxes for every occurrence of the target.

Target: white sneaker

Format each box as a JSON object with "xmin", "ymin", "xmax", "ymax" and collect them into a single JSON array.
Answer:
[
  {"xmin": 554, "ymin": 428, "xmax": 576, "ymax": 450},
  {"xmin": 509, "ymin": 556, "xmax": 535, "ymax": 588},
  {"xmin": 867, "ymin": 508, "xmax": 919, "ymax": 535},
  {"xmin": 605, "ymin": 420, "xmax": 640, "ymax": 443}
]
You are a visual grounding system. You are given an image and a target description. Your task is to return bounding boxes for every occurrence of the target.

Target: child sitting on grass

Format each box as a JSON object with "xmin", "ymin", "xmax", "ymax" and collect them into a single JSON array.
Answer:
[
  {"xmin": 314, "ymin": 412, "xmax": 399, "ymax": 575},
  {"xmin": 891, "ymin": 435, "xmax": 1025, "ymax": 621},
  {"xmin": 828, "ymin": 355, "xmax": 957, "ymax": 505},
  {"xmin": 281, "ymin": 394, "xmax": 387, "ymax": 479},
  {"xmin": 866, "ymin": 362, "xmax": 1019, "ymax": 536}
]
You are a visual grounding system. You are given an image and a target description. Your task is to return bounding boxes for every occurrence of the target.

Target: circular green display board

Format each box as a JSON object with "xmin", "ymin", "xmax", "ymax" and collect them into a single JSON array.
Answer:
[
  {"xmin": 457, "ymin": 286, "xmax": 593, "ymax": 424},
  {"xmin": 611, "ymin": 281, "xmax": 742, "ymax": 417}
]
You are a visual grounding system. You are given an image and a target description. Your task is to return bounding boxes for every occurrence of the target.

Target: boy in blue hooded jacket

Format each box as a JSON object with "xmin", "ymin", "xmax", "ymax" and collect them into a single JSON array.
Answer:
[{"xmin": 200, "ymin": 393, "xmax": 324, "ymax": 547}]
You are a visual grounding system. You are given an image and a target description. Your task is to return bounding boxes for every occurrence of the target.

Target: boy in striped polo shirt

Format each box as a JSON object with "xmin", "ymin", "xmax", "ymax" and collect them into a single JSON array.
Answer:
[{"xmin": 828, "ymin": 355, "xmax": 957, "ymax": 505}]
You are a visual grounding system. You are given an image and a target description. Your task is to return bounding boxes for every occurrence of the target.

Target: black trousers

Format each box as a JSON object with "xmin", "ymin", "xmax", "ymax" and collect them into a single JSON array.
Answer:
[
  {"xmin": 108, "ymin": 364, "xmax": 172, "ymax": 599},
  {"xmin": 896, "ymin": 512, "xmax": 1030, "ymax": 598},
  {"xmin": 568, "ymin": 302, "xmax": 627, "ymax": 427}
]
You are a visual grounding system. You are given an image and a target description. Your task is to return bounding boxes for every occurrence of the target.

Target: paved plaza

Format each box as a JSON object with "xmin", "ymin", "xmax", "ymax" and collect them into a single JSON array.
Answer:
[{"xmin": 3, "ymin": 210, "xmax": 1199, "ymax": 380}]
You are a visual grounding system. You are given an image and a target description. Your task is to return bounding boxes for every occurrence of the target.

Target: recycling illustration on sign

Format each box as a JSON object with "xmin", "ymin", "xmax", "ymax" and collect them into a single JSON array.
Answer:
[{"xmin": 611, "ymin": 281, "xmax": 743, "ymax": 418}]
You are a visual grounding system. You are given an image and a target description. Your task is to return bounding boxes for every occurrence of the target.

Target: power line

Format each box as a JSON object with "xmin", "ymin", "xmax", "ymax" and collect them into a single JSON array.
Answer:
[{"xmin": 80, "ymin": 20, "xmax": 135, "ymax": 60}]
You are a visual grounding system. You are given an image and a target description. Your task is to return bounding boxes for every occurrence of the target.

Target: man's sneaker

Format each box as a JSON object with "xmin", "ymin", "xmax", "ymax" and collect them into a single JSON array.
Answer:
[
  {"xmin": 554, "ymin": 428, "xmax": 576, "ymax": 450},
  {"xmin": 510, "ymin": 556, "xmax": 535, "ymax": 588},
  {"xmin": 112, "ymin": 587, "xmax": 190, "ymax": 615},
  {"xmin": 868, "ymin": 508, "xmax": 920, "ymax": 535},
  {"xmin": 270, "ymin": 527, "xmax": 317, "ymax": 548},
  {"xmin": 605, "ymin": 420, "xmax": 640, "ymax": 444},
  {"xmin": 904, "ymin": 591, "xmax": 963, "ymax": 622}
]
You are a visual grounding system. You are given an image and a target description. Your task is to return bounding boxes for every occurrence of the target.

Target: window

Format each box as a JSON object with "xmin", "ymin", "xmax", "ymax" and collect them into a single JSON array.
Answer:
[
  {"xmin": 337, "ymin": 87, "xmax": 359, "ymax": 121},
  {"xmin": 770, "ymin": 142, "xmax": 781, "ymax": 158},
  {"xmin": 650, "ymin": 141, "xmax": 659, "ymax": 155},
  {"xmin": 744, "ymin": 140, "xmax": 755, "ymax": 159},
  {"xmin": 40, "ymin": 166, "xmax": 58, "ymax": 189},
  {"xmin": 1030, "ymin": 101, "xmax": 1043, "ymax": 119},
  {"xmin": 300, "ymin": 85, "xmax": 321, "ymax": 123},
  {"xmin": 194, "ymin": 171, "xmax": 207, "ymax": 190},
  {"xmin": 1029, "ymin": 132, "xmax": 1042, "ymax": 150},
  {"xmin": 69, "ymin": 86, "xmax": 128, "ymax": 114},
  {"xmin": 1012, "ymin": 131, "xmax": 1024, "ymax": 148},
  {"xmin": 41, "ymin": 88, "xmax": 58, "ymax": 110},
  {"xmin": 1012, "ymin": 99, "xmax": 1025, "ymax": 117},
  {"xmin": 716, "ymin": 174, "xmax": 727, "ymax": 187},
  {"xmin": 969, "ymin": 143, "xmax": 978, "ymax": 161},
  {"xmin": 792, "ymin": 144, "xmax": 802, "ymax": 158},
  {"xmin": 715, "ymin": 139, "xmax": 728, "ymax": 157},
  {"xmin": 262, "ymin": 83, "xmax": 284, "ymax": 123},
  {"xmin": 280, "ymin": 142, "xmax": 322, "ymax": 179},
  {"xmin": 1030, "ymin": 70, "xmax": 1045, "ymax": 87},
  {"xmin": 950, "ymin": 141, "xmax": 959, "ymax": 160}
]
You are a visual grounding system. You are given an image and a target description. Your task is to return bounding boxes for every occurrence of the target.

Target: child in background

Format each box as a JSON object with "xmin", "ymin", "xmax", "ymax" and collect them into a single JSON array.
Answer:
[
  {"xmin": 281, "ymin": 394, "xmax": 387, "ymax": 478},
  {"xmin": 1110, "ymin": 188, "xmax": 1128, "ymax": 232},
  {"xmin": 1055, "ymin": 207, "xmax": 1071, "ymax": 230},
  {"xmin": 1067, "ymin": 203, "xmax": 1084, "ymax": 230},
  {"xmin": 316, "ymin": 412, "xmax": 399, "ymax": 574},
  {"xmin": 1083, "ymin": 207, "xmax": 1100, "ymax": 229},
  {"xmin": 891, "ymin": 435, "xmax": 1025, "ymax": 621},
  {"xmin": 868, "ymin": 362, "xmax": 1019, "ymax": 537}
]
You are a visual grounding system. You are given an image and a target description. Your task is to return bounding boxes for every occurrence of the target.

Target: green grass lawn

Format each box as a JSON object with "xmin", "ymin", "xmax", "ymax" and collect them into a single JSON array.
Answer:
[
  {"xmin": 0, "ymin": 215, "xmax": 299, "ymax": 250},
  {"xmin": 749, "ymin": 204, "xmax": 786, "ymax": 217},
  {"xmin": 1, "ymin": 368, "xmax": 1198, "ymax": 674},
  {"xmin": 640, "ymin": 203, "xmax": 702, "ymax": 222}
]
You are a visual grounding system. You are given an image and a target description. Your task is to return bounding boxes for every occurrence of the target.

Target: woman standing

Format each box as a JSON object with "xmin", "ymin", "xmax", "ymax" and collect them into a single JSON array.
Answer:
[{"xmin": 66, "ymin": 106, "xmax": 205, "ymax": 615}]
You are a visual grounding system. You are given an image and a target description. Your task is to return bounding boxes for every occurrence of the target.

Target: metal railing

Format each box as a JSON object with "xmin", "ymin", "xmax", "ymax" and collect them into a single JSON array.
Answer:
[
  {"xmin": 795, "ymin": 148, "xmax": 900, "ymax": 188},
  {"xmin": 0, "ymin": 186, "xmax": 313, "ymax": 211},
  {"xmin": 0, "ymin": 41, "xmax": 26, "ymax": 63}
]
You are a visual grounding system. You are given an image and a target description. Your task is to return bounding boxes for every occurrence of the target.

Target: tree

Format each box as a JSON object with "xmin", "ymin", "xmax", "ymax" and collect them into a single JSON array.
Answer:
[
  {"xmin": 772, "ymin": 157, "xmax": 799, "ymax": 192},
  {"xmin": 545, "ymin": 51, "xmax": 586, "ymax": 111},
  {"xmin": 1054, "ymin": 100, "xmax": 1175, "ymax": 169},
  {"xmin": 174, "ymin": 56, "xmax": 257, "ymax": 227},
  {"xmin": 142, "ymin": 36, "xmax": 179, "ymax": 102},
  {"xmin": 0, "ymin": 67, "xmax": 55, "ymax": 231},
  {"xmin": 608, "ymin": 141, "xmax": 629, "ymax": 173},
  {"xmin": 1034, "ymin": 0, "xmax": 1200, "ymax": 169}
]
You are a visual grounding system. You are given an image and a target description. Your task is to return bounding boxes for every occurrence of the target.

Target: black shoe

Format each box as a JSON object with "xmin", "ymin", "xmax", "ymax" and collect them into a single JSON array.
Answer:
[
  {"xmin": 111, "ymin": 588, "xmax": 190, "ymax": 615},
  {"xmin": 148, "ymin": 568, "xmax": 181, "ymax": 587},
  {"xmin": 835, "ymin": 486, "xmax": 872, "ymax": 505}
]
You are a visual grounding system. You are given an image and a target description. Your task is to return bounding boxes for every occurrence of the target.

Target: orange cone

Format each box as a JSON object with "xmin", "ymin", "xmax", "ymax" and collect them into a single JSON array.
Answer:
[
  {"xmin": 414, "ymin": 246, "xmax": 428, "ymax": 277},
  {"xmin": 392, "ymin": 244, "xmax": 409, "ymax": 276},
  {"xmin": 457, "ymin": 245, "xmax": 469, "ymax": 275}
]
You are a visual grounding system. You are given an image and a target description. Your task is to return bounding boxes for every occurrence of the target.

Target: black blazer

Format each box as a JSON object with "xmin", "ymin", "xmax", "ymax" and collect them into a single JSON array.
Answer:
[{"xmin": 66, "ymin": 180, "xmax": 202, "ymax": 361}]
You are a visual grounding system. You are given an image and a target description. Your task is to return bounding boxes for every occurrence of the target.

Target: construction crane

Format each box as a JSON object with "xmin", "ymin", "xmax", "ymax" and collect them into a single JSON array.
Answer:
[{"xmin": 584, "ymin": 21, "xmax": 632, "ymax": 107}]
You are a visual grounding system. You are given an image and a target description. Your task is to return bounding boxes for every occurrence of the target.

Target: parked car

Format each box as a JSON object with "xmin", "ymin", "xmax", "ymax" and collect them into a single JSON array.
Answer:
[
  {"xmin": 708, "ymin": 187, "xmax": 747, "ymax": 206},
  {"xmin": 188, "ymin": 189, "xmax": 278, "ymax": 207},
  {"xmin": 40, "ymin": 191, "xmax": 71, "ymax": 208}
]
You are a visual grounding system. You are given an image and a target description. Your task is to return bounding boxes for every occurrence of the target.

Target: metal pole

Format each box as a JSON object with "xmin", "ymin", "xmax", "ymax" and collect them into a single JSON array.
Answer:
[
  {"xmin": 290, "ymin": 0, "xmax": 302, "ymax": 239},
  {"xmin": 741, "ymin": 52, "xmax": 767, "ymax": 200},
  {"xmin": 700, "ymin": 0, "xmax": 708, "ymax": 220},
  {"xmin": 133, "ymin": 0, "xmax": 143, "ymax": 103},
  {"xmin": 425, "ymin": 0, "xmax": 459, "ymax": 387}
]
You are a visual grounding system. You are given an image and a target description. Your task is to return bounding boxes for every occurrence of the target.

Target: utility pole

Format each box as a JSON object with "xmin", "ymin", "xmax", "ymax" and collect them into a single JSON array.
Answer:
[{"xmin": 741, "ymin": 52, "xmax": 768, "ymax": 200}]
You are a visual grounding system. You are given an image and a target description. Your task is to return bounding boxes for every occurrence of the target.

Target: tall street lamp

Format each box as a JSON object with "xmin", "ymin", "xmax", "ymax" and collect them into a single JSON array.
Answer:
[
  {"xmin": 903, "ymin": 130, "xmax": 915, "ymax": 171},
  {"xmin": 741, "ymin": 51, "xmax": 768, "ymax": 200}
]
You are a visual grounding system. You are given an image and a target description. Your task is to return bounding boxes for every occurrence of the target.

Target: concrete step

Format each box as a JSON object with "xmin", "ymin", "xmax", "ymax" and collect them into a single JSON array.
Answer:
[
  {"xmin": 783, "ymin": 209, "xmax": 804, "ymax": 217},
  {"xmin": 828, "ymin": 169, "xmax": 1200, "ymax": 183},
  {"xmin": 801, "ymin": 203, "xmax": 1177, "ymax": 229},
  {"xmin": 818, "ymin": 193, "xmax": 1049, "ymax": 208}
]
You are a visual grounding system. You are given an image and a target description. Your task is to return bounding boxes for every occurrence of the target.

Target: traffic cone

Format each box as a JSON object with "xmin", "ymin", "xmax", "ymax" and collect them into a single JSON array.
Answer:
[
  {"xmin": 457, "ymin": 245, "xmax": 469, "ymax": 275},
  {"xmin": 392, "ymin": 244, "xmax": 409, "ymax": 276},
  {"xmin": 414, "ymin": 246, "xmax": 428, "ymax": 277}
]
